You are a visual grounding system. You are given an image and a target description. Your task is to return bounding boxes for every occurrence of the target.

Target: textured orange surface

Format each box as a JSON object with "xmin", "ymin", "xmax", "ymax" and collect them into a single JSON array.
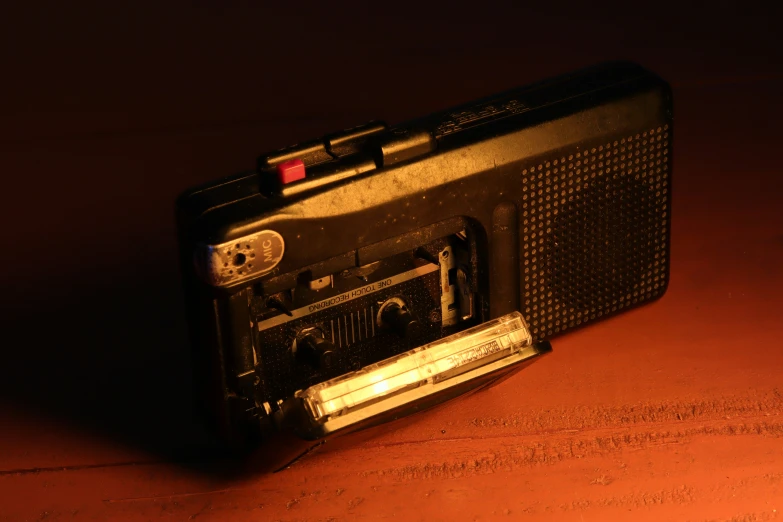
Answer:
[{"xmin": 2, "ymin": 4, "xmax": 783, "ymax": 521}]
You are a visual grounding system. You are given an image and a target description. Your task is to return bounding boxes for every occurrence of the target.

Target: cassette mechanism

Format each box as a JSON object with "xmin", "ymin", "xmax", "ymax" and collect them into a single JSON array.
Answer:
[
  {"xmin": 248, "ymin": 228, "xmax": 551, "ymax": 440},
  {"xmin": 254, "ymin": 234, "xmax": 472, "ymax": 399}
]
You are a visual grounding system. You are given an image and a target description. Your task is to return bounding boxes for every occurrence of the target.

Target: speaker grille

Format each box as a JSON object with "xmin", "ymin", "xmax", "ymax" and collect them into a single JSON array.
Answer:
[{"xmin": 522, "ymin": 125, "xmax": 671, "ymax": 340}]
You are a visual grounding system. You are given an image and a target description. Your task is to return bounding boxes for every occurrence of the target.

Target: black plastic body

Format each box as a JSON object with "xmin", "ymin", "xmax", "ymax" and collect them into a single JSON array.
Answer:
[{"xmin": 177, "ymin": 61, "xmax": 674, "ymax": 448}]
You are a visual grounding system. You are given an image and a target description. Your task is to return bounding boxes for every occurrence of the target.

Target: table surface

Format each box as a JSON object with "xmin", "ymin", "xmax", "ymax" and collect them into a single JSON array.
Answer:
[{"xmin": 2, "ymin": 4, "xmax": 782, "ymax": 521}]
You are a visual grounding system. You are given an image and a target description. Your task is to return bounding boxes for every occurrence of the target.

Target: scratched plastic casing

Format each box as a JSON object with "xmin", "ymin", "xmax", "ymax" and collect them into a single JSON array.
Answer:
[{"xmin": 176, "ymin": 61, "xmax": 673, "ymax": 447}]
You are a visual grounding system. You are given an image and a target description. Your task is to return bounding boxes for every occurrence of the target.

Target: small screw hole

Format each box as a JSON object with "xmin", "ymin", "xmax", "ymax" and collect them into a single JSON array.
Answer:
[{"xmin": 233, "ymin": 253, "xmax": 246, "ymax": 266}]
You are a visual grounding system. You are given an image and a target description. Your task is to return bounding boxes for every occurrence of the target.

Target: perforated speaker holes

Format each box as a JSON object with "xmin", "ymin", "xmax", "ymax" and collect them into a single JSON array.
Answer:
[{"xmin": 520, "ymin": 125, "xmax": 670, "ymax": 340}]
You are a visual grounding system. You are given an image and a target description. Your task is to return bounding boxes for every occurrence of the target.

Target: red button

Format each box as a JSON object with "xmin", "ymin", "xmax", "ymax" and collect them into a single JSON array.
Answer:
[{"xmin": 276, "ymin": 159, "xmax": 306, "ymax": 184}]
